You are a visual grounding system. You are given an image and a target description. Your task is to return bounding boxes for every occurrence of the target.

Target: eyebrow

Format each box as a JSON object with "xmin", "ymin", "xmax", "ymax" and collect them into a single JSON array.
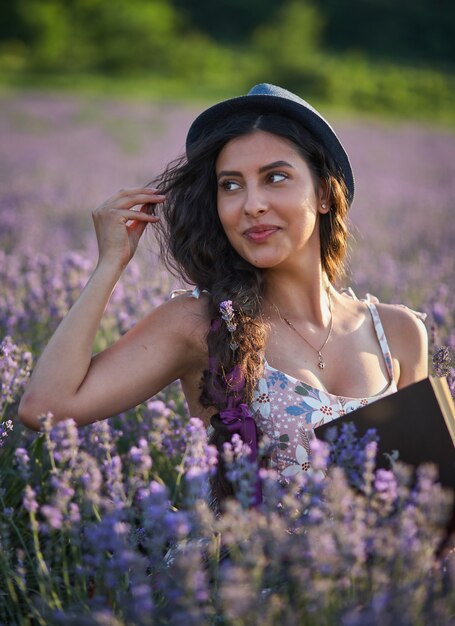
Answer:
[{"xmin": 217, "ymin": 160, "xmax": 294, "ymax": 179}]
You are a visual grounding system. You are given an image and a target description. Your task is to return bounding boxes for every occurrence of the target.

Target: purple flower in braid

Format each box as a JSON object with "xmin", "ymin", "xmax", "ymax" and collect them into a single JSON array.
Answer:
[
  {"xmin": 208, "ymin": 303, "xmax": 262, "ymax": 507},
  {"xmin": 219, "ymin": 300, "xmax": 238, "ymax": 351}
]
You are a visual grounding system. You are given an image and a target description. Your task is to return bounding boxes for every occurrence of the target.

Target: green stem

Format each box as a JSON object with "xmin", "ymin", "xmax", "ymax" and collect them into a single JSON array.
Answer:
[
  {"xmin": 0, "ymin": 497, "xmax": 35, "ymax": 566},
  {"xmin": 0, "ymin": 548, "xmax": 46, "ymax": 625},
  {"xmin": 172, "ymin": 447, "xmax": 189, "ymax": 501},
  {"xmin": 0, "ymin": 548, "xmax": 19, "ymax": 612},
  {"xmin": 29, "ymin": 510, "xmax": 63, "ymax": 611},
  {"xmin": 61, "ymin": 534, "xmax": 72, "ymax": 600}
]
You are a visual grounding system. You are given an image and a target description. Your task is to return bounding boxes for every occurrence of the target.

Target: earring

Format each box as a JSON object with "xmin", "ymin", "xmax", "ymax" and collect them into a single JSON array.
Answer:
[{"xmin": 321, "ymin": 203, "xmax": 327, "ymax": 209}]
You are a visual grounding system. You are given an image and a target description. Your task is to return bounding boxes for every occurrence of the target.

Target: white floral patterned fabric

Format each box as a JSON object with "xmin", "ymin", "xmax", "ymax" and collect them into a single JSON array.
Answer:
[{"xmin": 251, "ymin": 303, "xmax": 397, "ymax": 477}]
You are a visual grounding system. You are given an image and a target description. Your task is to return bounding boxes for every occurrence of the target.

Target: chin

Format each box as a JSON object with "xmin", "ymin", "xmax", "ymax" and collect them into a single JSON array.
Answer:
[
  {"xmin": 244, "ymin": 254, "xmax": 285, "ymax": 269},
  {"xmin": 230, "ymin": 242, "xmax": 287, "ymax": 269}
]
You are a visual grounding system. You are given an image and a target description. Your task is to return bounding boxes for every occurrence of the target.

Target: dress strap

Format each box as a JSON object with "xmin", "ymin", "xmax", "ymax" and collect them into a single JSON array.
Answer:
[
  {"xmin": 169, "ymin": 287, "xmax": 209, "ymax": 299},
  {"xmin": 366, "ymin": 303, "xmax": 394, "ymax": 381}
]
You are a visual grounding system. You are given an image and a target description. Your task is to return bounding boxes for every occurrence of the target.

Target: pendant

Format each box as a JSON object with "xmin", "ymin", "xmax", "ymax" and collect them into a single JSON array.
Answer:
[{"xmin": 318, "ymin": 353, "xmax": 326, "ymax": 369}]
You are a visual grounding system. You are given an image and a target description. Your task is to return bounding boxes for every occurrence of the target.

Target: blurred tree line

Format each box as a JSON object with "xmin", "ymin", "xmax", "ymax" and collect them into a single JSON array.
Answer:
[
  {"xmin": 0, "ymin": 0, "xmax": 453, "ymax": 122},
  {"xmin": 173, "ymin": 0, "xmax": 454, "ymax": 69}
]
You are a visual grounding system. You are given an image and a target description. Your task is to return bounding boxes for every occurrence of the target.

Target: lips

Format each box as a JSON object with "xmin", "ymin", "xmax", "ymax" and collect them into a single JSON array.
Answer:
[{"xmin": 243, "ymin": 224, "xmax": 280, "ymax": 242}]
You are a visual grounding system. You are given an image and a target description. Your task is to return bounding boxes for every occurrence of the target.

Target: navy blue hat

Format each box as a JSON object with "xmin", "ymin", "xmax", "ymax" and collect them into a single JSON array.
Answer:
[{"xmin": 186, "ymin": 83, "xmax": 355, "ymax": 205}]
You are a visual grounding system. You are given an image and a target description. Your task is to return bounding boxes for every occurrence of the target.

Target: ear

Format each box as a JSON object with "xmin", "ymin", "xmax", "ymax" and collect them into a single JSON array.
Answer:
[{"xmin": 317, "ymin": 181, "xmax": 330, "ymax": 214}]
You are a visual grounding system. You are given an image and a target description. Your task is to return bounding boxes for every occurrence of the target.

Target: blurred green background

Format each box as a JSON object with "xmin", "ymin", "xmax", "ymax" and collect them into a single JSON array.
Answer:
[{"xmin": 0, "ymin": 0, "xmax": 454, "ymax": 125}]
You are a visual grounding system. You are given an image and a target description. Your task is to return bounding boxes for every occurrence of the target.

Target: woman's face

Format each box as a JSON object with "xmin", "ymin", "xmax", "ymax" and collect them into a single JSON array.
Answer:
[{"xmin": 216, "ymin": 130, "xmax": 329, "ymax": 271}]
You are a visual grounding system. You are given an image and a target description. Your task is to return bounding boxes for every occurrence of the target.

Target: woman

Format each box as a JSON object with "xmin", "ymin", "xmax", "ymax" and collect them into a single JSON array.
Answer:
[{"xmin": 19, "ymin": 84, "xmax": 428, "ymax": 500}]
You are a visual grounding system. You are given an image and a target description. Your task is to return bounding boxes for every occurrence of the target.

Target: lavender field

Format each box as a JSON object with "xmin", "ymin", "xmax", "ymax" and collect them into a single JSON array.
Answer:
[{"xmin": 1, "ymin": 91, "xmax": 455, "ymax": 624}]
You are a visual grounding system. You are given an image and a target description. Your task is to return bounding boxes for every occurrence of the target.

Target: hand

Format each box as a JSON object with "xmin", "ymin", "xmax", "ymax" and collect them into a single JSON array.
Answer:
[{"xmin": 92, "ymin": 187, "xmax": 164, "ymax": 268}]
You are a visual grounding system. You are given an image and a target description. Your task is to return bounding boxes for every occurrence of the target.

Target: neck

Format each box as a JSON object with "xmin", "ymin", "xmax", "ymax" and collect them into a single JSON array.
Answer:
[{"xmin": 264, "ymin": 266, "xmax": 332, "ymax": 326}]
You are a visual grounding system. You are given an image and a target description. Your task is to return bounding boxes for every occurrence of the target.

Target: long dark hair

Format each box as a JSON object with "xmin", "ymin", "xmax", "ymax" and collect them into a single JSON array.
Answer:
[{"xmin": 151, "ymin": 112, "xmax": 350, "ymax": 504}]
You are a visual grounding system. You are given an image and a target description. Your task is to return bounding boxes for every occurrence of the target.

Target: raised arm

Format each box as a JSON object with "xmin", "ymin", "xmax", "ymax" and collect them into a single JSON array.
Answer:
[{"xmin": 18, "ymin": 188, "xmax": 207, "ymax": 430}]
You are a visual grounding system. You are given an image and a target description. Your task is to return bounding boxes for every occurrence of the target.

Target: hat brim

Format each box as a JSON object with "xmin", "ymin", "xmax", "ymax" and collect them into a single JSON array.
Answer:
[{"xmin": 186, "ymin": 93, "xmax": 354, "ymax": 205}]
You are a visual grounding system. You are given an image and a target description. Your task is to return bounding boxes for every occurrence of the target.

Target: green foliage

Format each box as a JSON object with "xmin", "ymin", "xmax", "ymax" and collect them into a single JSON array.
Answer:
[
  {"xmin": 252, "ymin": 1, "xmax": 323, "ymax": 77},
  {"xmin": 302, "ymin": 53, "xmax": 455, "ymax": 123},
  {"xmin": 316, "ymin": 0, "xmax": 455, "ymax": 68},
  {"xmin": 0, "ymin": 0, "xmax": 453, "ymax": 124},
  {"xmin": 7, "ymin": 0, "xmax": 180, "ymax": 74},
  {"xmin": 170, "ymin": 0, "xmax": 281, "ymax": 43},
  {"xmin": 71, "ymin": 0, "xmax": 180, "ymax": 74},
  {"xmin": 250, "ymin": 1, "xmax": 325, "ymax": 94},
  {"xmin": 0, "ymin": 0, "xmax": 229, "ymax": 78},
  {"xmin": 174, "ymin": 0, "xmax": 455, "ymax": 69}
]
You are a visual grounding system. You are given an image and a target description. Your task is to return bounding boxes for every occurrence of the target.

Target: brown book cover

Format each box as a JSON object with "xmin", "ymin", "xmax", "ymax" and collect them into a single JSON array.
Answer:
[{"xmin": 315, "ymin": 377, "xmax": 455, "ymax": 533}]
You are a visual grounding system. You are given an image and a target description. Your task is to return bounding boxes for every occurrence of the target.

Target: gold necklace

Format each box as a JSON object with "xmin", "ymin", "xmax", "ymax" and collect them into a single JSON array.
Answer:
[{"xmin": 280, "ymin": 289, "xmax": 333, "ymax": 370}]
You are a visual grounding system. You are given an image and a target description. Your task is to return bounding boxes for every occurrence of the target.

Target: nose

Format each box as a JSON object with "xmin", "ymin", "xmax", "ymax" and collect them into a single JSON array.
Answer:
[{"xmin": 242, "ymin": 185, "xmax": 269, "ymax": 217}]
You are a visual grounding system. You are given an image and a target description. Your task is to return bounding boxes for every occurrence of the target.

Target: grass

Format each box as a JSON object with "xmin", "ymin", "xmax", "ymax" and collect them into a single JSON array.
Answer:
[{"xmin": 1, "ymin": 53, "xmax": 454, "ymax": 130}]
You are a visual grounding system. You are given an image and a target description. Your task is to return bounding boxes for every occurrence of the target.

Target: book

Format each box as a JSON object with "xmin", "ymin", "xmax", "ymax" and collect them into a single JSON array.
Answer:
[{"xmin": 315, "ymin": 377, "xmax": 455, "ymax": 532}]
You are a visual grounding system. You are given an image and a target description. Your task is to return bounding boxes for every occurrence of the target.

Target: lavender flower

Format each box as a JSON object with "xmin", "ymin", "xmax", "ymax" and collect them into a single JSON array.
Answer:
[
  {"xmin": 182, "ymin": 418, "xmax": 217, "ymax": 502},
  {"xmin": 222, "ymin": 434, "xmax": 258, "ymax": 509},
  {"xmin": 129, "ymin": 437, "xmax": 153, "ymax": 472},
  {"xmin": 49, "ymin": 418, "xmax": 80, "ymax": 466},
  {"xmin": 432, "ymin": 345, "xmax": 452, "ymax": 378},
  {"xmin": 0, "ymin": 419, "xmax": 13, "ymax": 447},
  {"xmin": 219, "ymin": 299, "xmax": 238, "ymax": 351},
  {"xmin": 308, "ymin": 436, "xmax": 330, "ymax": 472},
  {"xmin": 219, "ymin": 300, "xmax": 236, "ymax": 332},
  {"xmin": 0, "ymin": 336, "xmax": 32, "ymax": 416},
  {"xmin": 22, "ymin": 485, "xmax": 38, "ymax": 514},
  {"xmin": 324, "ymin": 422, "xmax": 379, "ymax": 491},
  {"xmin": 1, "ymin": 92, "xmax": 455, "ymax": 625},
  {"xmin": 41, "ymin": 504, "xmax": 63, "ymax": 531},
  {"xmin": 15, "ymin": 447, "xmax": 30, "ymax": 475},
  {"xmin": 374, "ymin": 468, "xmax": 398, "ymax": 506}
]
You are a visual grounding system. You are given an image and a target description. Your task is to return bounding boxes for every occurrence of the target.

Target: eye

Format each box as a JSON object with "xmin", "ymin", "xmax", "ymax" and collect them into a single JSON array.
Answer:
[
  {"xmin": 219, "ymin": 180, "xmax": 241, "ymax": 191},
  {"xmin": 267, "ymin": 172, "xmax": 288, "ymax": 183}
]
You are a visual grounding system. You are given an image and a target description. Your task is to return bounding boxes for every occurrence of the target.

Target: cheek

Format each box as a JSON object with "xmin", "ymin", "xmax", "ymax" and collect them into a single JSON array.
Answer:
[
  {"xmin": 217, "ymin": 209, "xmax": 243, "ymax": 253},
  {"xmin": 216, "ymin": 211, "xmax": 233, "ymax": 246},
  {"xmin": 217, "ymin": 199, "xmax": 236, "ymax": 231}
]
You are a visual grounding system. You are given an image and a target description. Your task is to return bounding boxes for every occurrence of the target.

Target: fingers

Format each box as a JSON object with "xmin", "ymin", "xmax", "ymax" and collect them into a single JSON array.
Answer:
[
  {"xmin": 127, "ymin": 216, "xmax": 149, "ymax": 237},
  {"xmin": 118, "ymin": 209, "xmax": 161, "ymax": 224},
  {"xmin": 113, "ymin": 188, "xmax": 165, "ymax": 212},
  {"xmin": 93, "ymin": 187, "xmax": 165, "ymax": 222},
  {"xmin": 115, "ymin": 187, "xmax": 164, "ymax": 200},
  {"xmin": 95, "ymin": 187, "xmax": 165, "ymax": 209}
]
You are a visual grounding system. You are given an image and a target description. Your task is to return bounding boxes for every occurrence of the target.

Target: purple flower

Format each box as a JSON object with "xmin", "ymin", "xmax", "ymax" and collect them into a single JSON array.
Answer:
[
  {"xmin": 1, "ymin": 92, "xmax": 455, "ymax": 624},
  {"xmin": 129, "ymin": 437, "xmax": 153, "ymax": 472},
  {"xmin": 41, "ymin": 504, "xmax": 63, "ymax": 530},
  {"xmin": 222, "ymin": 434, "xmax": 258, "ymax": 508},
  {"xmin": 309, "ymin": 437, "xmax": 330, "ymax": 472},
  {"xmin": 78, "ymin": 453, "xmax": 103, "ymax": 505},
  {"xmin": 432, "ymin": 302, "xmax": 448, "ymax": 326},
  {"xmin": 15, "ymin": 447, "xmax": 30, "ymax": 466},
  {"xmin": 103, "ymin": 454, "xmax": 124, "ymax": 502},
  {"xmin": 49, "ymin": 418, "xmax": 80, "ymax": 465},
  {"xmin": 184, "ymin": 418, "xmax": 217, "ymax": 475},
  {"xmin": 0, "ymin": 337, "xmax": 32, "ymax": 414},
  {"xmin": 374, "ymin": 468, "xmax": 398, "ymax": 505},
  {"xmin": 23, "ymin": 485, "xmax": 38, "ymax": 513},
  {"xmin": 130, "ymin": 583, "xmax": 154, "ymax": 615},
  {"xmin": 0, "ymin": 419, "xmax": 13, "ymax": 447},
  {"xmin": 219, "ymin": 300, "xmax": 237, "ymax": 332},
  {"xmin": 68, "ymin": 502, "xmax": 81, "ymax": 524},
  {"xmin": 432, "ymin": 345, "xmax": 452, "ymax": 378},
  {"xmin": 325, "ymin": 422, "xmax": 379, "ymax": 491}
]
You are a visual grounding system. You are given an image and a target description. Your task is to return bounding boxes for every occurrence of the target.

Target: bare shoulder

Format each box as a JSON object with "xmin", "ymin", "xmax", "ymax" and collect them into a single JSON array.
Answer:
[
  {"xmin": 142, "ymin": 291, "xmax": 211, "ymax": 352},
  {"xmin": 374, "ymin": 302, "xmax": 428, "ymax": 386},
  {"xmin": 373, "ymin": 302, "xmax": 428, "ymax": 349}
]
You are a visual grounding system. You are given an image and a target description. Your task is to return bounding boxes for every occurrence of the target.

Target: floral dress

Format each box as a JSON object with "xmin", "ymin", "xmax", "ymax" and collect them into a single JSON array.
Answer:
[{"xmin": 251, "ymin": 303, "xmax": 398, "ymax": 477}]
